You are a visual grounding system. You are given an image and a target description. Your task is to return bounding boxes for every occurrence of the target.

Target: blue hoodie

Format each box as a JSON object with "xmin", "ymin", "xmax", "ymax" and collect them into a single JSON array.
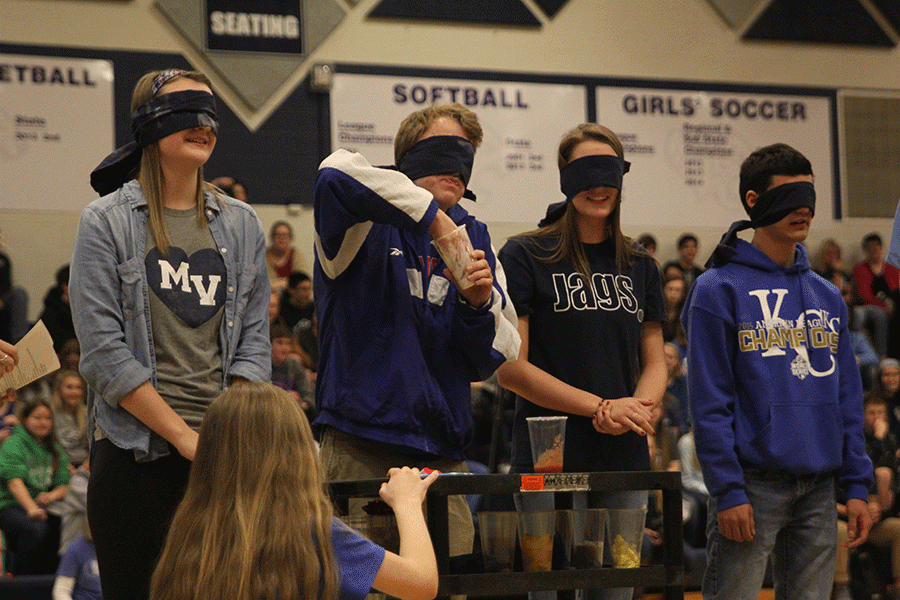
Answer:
[
  {"xmin": 312, "ymin": 150, "xmax": 520, "ymax": 460},
  {"xmin": 682, "ymin": 239, "xmax": 872, "ymax": 511}
]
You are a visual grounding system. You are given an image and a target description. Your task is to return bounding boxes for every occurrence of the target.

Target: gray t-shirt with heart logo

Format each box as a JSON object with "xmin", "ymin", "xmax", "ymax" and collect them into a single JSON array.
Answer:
[{"xmin": 145, "ymin": 206, "xmax": 225, "ymax": 430}]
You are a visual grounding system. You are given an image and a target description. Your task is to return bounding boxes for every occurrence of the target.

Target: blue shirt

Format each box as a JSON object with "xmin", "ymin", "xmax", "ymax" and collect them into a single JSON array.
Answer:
[
  {"xmin": 56, "ymin": 536, "xmax": 102, "ymax": 600},
  {"xmin": 70, "ymin": 181, "xmax": 272, "ymax": 461},
  {"xmin": 332, "ymin": 518, "xmax": 386, "ymax": 600}
]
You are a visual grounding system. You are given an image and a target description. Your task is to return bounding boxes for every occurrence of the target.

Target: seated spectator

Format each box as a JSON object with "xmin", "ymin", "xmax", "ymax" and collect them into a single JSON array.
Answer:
[
  {"xmin": 662, "ymin": 233, "xmax": 705, "ymax": 289},
  {"xmin": 49, "ymin": 371, "xmax": 88, "ymax": 470},
  {"xmin": 39, "ymin": 264, "xmax": 76, "ymax": 354},
  {"xmin": 57, "ymin": 339, "xmax": 81, "ymax": 373},
  {"xmin": 0, "ymin": 399, "xmax": 70, "ymax": 574},
  {"xmin": 279, "ymin": 271, "xmax": 315, "ymax": 329},
  {"xmin": 661, "ymin": 274, "xmax": 687, "ymax": 347},
  {"xmin": 863, "ymin": 396, "xmax": 899, "ymax": 491},
  {"xmin": 53, "ymin": 515, "xmax": 101, "ymax": 600},
  {"xmin": 834, "ymin": 395, "xmax": 900, "ymax": 600},
  {"xmin": 149, "ymin": 382, "xmax": 440, "ymax": 600},
  {"xmin": 295, "ymin": 311, "xmax": 319, "ymax": 377},
  {"xmin": 662, "ymin": 261, "xmax": 685, "ymax": 284},
  {"xmin": 869, "ymin": 359, "xmax": 900, "ymax": 440},
  {"xmin": 853, "ymin": 232, "xmax": 899, "ymax": 358},
  {"xmin": 270, "ymin": 322, "xmax": 315, "ymax": 423},
  {"xmin": 663, "ymin": 342, "xmax": 689, "ymax": 437},
  {"xmin": 814, "ymin": 238, "xmax": 851, "ymax": 290},
  {"xmin": 266, "ymin": 221, "xmax": 305, "ymax": 292},
  {"xmin": 0, "ymin": 248, "xmax": 29, "ymax": 343},
  {"xmin": 56, "ymin": 461, "xmax": 88, "ymax": 557},
  {"xmin": 210, "ymin": 176, "xmax": 248, "ymax": 202},
  {"xmin": 636, "ymin": 233, "xmax": 657, "ymax": 257},
  {"xmin": 269, "ymin": 290, "xmax": 315, "ymax": 375},
  {"xmin": 843, "ymin": 279, "xmax": 880, "ymax": 390}
]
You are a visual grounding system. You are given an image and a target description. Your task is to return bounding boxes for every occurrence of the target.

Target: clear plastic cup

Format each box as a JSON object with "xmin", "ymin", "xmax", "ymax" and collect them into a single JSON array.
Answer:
[
  {"xmin": 432, "ymin": 224, "xmax": 475, "ymax": 290},
  {"xmin": 608, "ymin": 508, "xmax": 646, "ymax": 568},
  {"xmin": 572, "ymin": 508, "xmax": 608, "ymax": 569},
  {"xmin": 517, "ymin": 510, "xmax": 556, "ymax": 572},
  {"xmin": 477, "ymin": 511, "xmax": 519, "ymax": 572},
  {"xmin": 527, "ymin": 416, "xmax": 567, "ymax": 473}
]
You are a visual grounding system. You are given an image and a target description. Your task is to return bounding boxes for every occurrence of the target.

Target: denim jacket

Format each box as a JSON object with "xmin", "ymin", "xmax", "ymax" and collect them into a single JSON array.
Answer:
[{"xmin": 70, "ymin": 180, "xmax": 272, "ymax": 461}]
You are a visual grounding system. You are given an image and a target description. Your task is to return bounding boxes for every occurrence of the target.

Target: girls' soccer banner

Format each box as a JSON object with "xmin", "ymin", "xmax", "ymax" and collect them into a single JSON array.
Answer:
[{"xmin": 595, "ymin": 85, "xmax": 834, "ymax": 228}]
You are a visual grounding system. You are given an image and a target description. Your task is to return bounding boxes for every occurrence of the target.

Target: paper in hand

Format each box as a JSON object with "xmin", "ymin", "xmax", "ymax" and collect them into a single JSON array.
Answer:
[{"xmin": 1, "ymin": 321, "xmax": 60, "ymax": 392}]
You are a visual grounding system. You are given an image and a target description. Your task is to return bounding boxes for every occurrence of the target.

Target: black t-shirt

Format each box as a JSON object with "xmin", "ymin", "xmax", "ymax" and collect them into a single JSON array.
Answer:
[{"xmin": 498, "ymin": 235, "xmax": 665, "ymax": 473}]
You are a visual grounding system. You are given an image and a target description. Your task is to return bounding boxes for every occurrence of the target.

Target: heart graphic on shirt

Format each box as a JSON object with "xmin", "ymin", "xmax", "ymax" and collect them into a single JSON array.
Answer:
[{"xmin": 145, "ymin": 247, "xmax": 227, "ymax": 328}]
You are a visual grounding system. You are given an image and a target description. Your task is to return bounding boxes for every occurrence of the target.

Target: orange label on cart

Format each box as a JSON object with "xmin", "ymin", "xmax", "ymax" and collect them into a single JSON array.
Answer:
[
  {"xmin": 520, "ymin": 473, "xmax": 590, "ymax": 492},
  {"xmin": 520, "ymin": 475, "xmax": 546, "ymax": 491}
]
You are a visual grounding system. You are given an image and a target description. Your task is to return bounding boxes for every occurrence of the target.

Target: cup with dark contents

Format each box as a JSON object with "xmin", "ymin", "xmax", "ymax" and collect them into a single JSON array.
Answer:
[
  {"xmin": 572, "ymin": 508, "xmax": 608, "ymax": 569},
  {"xmin": 527, "ymin": 416, "xmax": 567, "ymax": 473}
]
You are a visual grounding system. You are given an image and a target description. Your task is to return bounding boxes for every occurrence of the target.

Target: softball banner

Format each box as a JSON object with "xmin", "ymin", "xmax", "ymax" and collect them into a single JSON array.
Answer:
[
  {"xmin": 330, "ymin": 72, "xmax": 587, "ymax": 225},
  {"xmin": 0, "ymin": 54, "xmax": 113, "ymax": 211}
]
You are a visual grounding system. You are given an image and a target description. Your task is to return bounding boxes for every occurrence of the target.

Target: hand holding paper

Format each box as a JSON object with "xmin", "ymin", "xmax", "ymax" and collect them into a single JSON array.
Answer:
[
  {"xmin": 0, "ymin": 338, "xmax": 16, "ymax": 376},
  {"xmin": 0, "ymin": 321, "xmax": 60, "ymax": 397},
  {"xmin": 0, "ymin": 338, "xmax": 16, "ymax": 404}
]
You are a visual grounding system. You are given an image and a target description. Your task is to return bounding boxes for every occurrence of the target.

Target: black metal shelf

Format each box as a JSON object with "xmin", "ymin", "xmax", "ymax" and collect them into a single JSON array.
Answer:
[{"xmin": 329, "ymin": 470, "xmax": 684, "ymax": 599}]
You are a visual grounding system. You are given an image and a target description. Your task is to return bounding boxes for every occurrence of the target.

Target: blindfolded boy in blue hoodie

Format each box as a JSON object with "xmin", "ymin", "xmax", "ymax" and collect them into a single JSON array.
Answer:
[{"xmin": 682, "ymin": 143, "xmax": 873, "ymax": 600}]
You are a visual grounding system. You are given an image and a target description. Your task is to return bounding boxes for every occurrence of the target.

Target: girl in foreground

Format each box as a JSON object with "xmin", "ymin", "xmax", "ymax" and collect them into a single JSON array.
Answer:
[{"xmin": 149, "ymin": 382, "xmax": 439, "ymax": 600}]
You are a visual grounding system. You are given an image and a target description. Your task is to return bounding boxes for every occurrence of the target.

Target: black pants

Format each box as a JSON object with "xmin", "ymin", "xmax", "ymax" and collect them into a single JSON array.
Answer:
[
  {"xmin": 87, "ymin": 438, "xmax": 191, "ymax": 600},
  {"xmin": 0, "ymin": 506, "xmax": 60, "ymax": 574}
]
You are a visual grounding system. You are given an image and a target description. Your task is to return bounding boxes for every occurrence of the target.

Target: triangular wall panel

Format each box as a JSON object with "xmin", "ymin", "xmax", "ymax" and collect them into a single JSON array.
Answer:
[
  {"xmin": 871, "ymin": 0, "xmax": 900, "ymax": 37},
  {"xmin": 368, "ymin": 0, "xmax": 541, "ymax": 26},
  {"xmin": 533, "ymin": 0, "xmax": 569, "ymax": 18},
  {"xmin": 743, "ymin": 0, "xmax": 894, "ymax": 46},
  {"xmin": 154, "ymin": 0, "xmax": 347, "ymax": 111}
]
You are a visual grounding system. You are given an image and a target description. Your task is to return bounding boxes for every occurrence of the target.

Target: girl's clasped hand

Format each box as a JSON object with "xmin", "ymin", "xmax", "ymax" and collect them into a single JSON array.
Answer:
[{"xmin": 593, "ymin": 397, "xmax": 656, "ymax": 437}]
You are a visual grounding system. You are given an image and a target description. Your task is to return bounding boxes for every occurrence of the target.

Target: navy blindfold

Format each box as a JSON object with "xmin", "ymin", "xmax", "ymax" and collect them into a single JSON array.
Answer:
[
  {"xmin": 398, "ymin": 135, "xmax": 477, "ymax": 201},
  {"xmin": 707, "ymin": 180, "xmax": 816, "ymax": 268},
  {"xmin": 560, "ymin": 154, "xmax": 630, "ymax": 201},
  {"xmin": 747, "ymin": 179, "xmax": 815, "ymax": 228},
  {"xmin": 90, "ymin": 90, "xmax": 219, "ymax": 196},
  {"xmin": 539, "ymin": 154, "xmax": 631, "ymax": 227}
]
